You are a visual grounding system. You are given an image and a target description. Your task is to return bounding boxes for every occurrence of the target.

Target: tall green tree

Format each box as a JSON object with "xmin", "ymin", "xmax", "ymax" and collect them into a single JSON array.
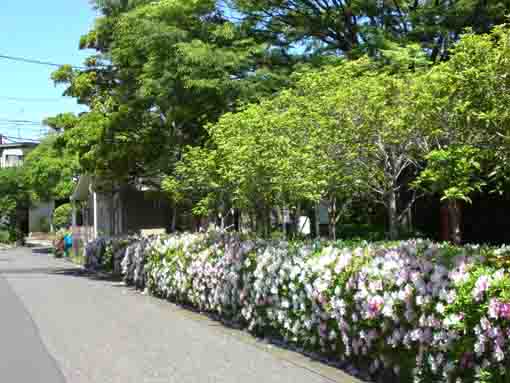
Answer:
[
  {"xmin": 412, "ymin": 25, "xmax": 510, "ymax": 242},
  {"xmin": 231, "ymin": 0, "xmax": 510, "ymax": 60},
  {"xmin": 23, "ymin": 135, "xmax": 80, "ymax": 202},
  {"xmin": 52, "ymin": 0, "xmax": 295, "ymax": 185}
]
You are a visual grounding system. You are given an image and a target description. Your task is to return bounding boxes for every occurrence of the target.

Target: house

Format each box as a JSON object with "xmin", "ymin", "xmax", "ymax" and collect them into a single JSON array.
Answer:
[
  {"xmin": 0, "ymin": 140, "xmax": 55, "ymax": 233},
  {"xmin": 70, "ymin": 175, "xmax": 174, "ymax": 253},
  {"xmin": 0, "ymin": 140, "xmax": 38, "ymax": 167}
]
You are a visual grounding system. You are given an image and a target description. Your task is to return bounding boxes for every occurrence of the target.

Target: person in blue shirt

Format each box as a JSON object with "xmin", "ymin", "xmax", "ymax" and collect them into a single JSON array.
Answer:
[{"xmin": 63, "ymin": 229, "xmax": 73, "ymax": 257}]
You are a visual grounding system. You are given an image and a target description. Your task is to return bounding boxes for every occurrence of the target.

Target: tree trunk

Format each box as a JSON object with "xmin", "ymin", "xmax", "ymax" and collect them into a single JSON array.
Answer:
[
  {"xmin": 250, "ymin": 212, "xmax": 256, "ymax": 233},
  {"xmin": 265, "ymin": 206, "xmax": 271, "ymax": 238},
  {"xmin": 255, "ymin": 204, "xmax": 270, "ymax": 238},
  {"xmin": 440, "ymin": 202, "xmax": 449, "ymax": 242},
  {"xmin": 233, "ymin": 208, "xmax": 240, "ymax": 232},
  {"xmin": 314, "ymin": 202, "xmax": 321, "ymax": 239},
  {"xmin": 387, "ymin": 189, "xmax": 399, "ymax": 240},
  {"xmin": 256, "ymin": 209, "xmax": 263, "ymax": 237},
  {"xmin": 448, "ymin": 200, "xmax": 462, "ymax": 245},
  {"xmin": 328, "ymin": 198, "xmax": 337, "ymax": 241},
  {"xmin": 294, "ymin": 202, "xmax": 302, "ymax": 236},
  {"xmin": 171, "ymin": 206, "xmax": 177, "ymax": 233},
  {"xmin": 281, "ymin": 206, "xmax": 287, "ymax": 238},
  {"xmin": 407, "ymin": 207, "xmax": 413, "ymax": 234}
]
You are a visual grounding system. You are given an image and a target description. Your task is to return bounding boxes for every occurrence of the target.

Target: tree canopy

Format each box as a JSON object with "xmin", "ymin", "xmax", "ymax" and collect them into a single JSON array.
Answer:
[
  {"xmin": 168, "ymin": 25, "xmax": 510, "ymax": 239},
  {"xmin": 51, "ymin": 0, "xmax": 299, "ymax": 185},
  {"xmin": 23, "ymin": 135, "xmax": 80, "ymax": 202},
  {"xmin": 32, "ymin": 0, "xmax": 510, "ymax": 242},
  {"xmin": 231, "ymin": 0, "xmax": 510, "ymax": 60}
]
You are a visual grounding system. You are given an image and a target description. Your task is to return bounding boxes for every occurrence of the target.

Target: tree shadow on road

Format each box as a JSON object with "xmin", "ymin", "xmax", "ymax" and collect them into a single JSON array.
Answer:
[
  {"xmin": 30, "ymin": 247, "xmax": 54, "ymax": 255},
  {"xmin": 0, "ymin": 264, "xmax": 124, "ymax": 284},
  {"xmin": 48, "ymin": 266, "xmax": 125, "ymax": 283}
]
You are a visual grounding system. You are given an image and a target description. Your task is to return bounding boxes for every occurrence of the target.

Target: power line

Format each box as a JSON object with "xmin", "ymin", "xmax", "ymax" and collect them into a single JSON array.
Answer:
[
  {"xmin": 0, "ymin": 128, "xmax": 49, "ymax": 138},
  {"xmin": 0, "ymin": 134, "xmax": 41, "ymax": 143},
  {"xmin": 0, "ymin": 129, "xmax": 43, "ymax": 135},
  {"xmin": 0, "ymin": 118, "xmax": 43, "ymax": 125},
  {"xmin": 0, "ymin": 121, "xmax": 45, "ymax": 126},
  {"xmin": 0, "ymin": 126, "xmax": 48, "ymax": 132},
  {"xmin": 0, "ymin": 53, "xmax": 87, "ymax": 70},
  {"xmin": 0, "ymin": 95, "xmax": 74, "ymax": 103}
]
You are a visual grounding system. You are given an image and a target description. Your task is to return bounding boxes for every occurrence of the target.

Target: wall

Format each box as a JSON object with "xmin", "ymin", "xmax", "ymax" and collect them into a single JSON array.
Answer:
[
  {"xmin": 95, "ymin": 192, "xmax": 116, "ymax": 237},
  {"xmin": 121, "ymin": 188, "xmax": 172, "ymax": 234},
  {"xmin": 29, "ymin": 201, "xmax": 55, "ymax": 233}
]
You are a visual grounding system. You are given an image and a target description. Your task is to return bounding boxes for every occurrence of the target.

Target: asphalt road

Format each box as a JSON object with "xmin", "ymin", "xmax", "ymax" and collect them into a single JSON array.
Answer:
[{"xmin": 0, "ymin": 247, "xmax": 359, "ymax": 383}]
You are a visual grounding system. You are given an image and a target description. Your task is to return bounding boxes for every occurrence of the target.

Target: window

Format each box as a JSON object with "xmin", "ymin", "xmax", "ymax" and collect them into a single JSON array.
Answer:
[{"xmin": 4, "ymin": 154, "xmax": 23, "ymax": 167}]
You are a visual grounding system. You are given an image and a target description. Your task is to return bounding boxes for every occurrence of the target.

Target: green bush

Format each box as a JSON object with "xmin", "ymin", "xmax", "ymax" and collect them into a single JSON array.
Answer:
[
  {"xmin": 39, "ymin": 217, "xmax": 51, "ymax": 233},
  {"xmin": 336, "ymin": 223, "xmax": 386, "ymax": 241},
  {"xmin": 0, "ymin": 230, "xmax": 10, "ymax": 244},
  {"xmin": 53, "ymin": 203, "xmax": 72, "ymax": 230}
]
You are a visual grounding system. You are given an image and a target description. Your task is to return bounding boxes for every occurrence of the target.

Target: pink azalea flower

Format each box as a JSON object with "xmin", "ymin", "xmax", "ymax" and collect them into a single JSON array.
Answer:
[
  {"xmin": 367, "ymin": 295, "xmax": 384, "ymax": 318},
  {"xmin": 473, "ymin": 275, "xmax": 491, "ymax": 301}
]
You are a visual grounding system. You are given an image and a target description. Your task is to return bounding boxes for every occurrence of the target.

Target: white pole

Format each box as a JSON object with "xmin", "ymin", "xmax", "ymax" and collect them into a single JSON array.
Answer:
[{"xmin": 93, "ymin": 192, "xmax": 98, "ymax": 239}]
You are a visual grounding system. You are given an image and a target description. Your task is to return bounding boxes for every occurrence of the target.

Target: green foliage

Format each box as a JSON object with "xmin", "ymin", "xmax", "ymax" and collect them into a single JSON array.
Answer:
[
  {"xmin": 44, "ymin": 113, "xmax": 80, "ymax": 132},
  {"xmin": 336, "ymin": 223, "xmax": 386, "ymax": 242},
  {"xmin": 51, "ymin": 0, "xmax": 295, "ymax": 185},
  {"xmin": 44, "ymin": 0, "xmax": 510, "ymax": 242},
  {"xmin": 173, "ymin": 25, "xmax": 510, "ymax": 239},
  {"xmin": 414, "ymin": 146, "xmax": 486, "ymax": 203},
  {"xmin": 183, "ymin": 60, "xmax": 372, "ymax": 216},
  {"xmin": 53, "ymin": 203, "xmax": 73, "ymax": 230},
  {"xmin": 0, "ymin": 168, "xmax": 30, "ymax": 238},
  {"xmin": 0, "ymin": 168, "xmax": 29, "ymax": 214},
  {"xmin": 411, "ymin": 25, "xmax": 510, "ymax": 204},
  {"xmin": 0, "ymin": 230, "xmax": 10, "ymax": 244},
  {"xmin": 232, "ymin": 0, "xmax": 510, "ymax": 60},
  {"xmin": 23, "ymin": 135, "xmax": 80, "ymax": 202},
  {"xmin": 180, "ymin": 58, "xmax": 433, "ymax": 238}
]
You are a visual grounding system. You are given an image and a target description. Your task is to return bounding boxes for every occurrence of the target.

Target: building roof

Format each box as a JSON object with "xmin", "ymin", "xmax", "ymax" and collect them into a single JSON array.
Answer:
[{"xmin": 0, "ymin": 142, "xmax": 39, "ymax": 149}]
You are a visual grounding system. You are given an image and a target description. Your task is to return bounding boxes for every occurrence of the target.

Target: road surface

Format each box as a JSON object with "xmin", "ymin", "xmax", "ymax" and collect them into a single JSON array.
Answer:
[{"xmin": 0, "ymin": 247, "xmax": 359, "ymax": 383}]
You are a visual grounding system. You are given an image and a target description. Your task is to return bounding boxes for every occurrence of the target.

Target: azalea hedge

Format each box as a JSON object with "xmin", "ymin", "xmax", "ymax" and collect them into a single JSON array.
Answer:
[{"xmin": 84, "ymin": 231, "xmax": 510, "ymax": 383}]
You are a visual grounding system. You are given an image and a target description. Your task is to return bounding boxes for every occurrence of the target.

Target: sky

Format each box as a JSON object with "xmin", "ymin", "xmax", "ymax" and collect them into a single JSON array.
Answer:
[{"xmin": 0, "ymin": 0, "xmax": 98, "ymax": 142}]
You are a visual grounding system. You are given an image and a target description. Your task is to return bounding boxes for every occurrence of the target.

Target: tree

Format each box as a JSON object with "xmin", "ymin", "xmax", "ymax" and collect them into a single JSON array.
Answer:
[
  {"xmin": 411, "ymin": 25, "xmax": 510, "ymax": 243},
  {"xmin": 23, "ymin": 135, "xmax": 80, "ymax": 203},
  {"xmin": 231, "ymin": 0, "xmax": 510, "ymax": 60},
  {"xmin": 0, "ymin": 168, "xmax": 30, "ymax": 241},
  {"xmin": 178, "ymin": 57, "xmax": 439, "ymax": 240},
  {"xmin": 51, "ymin": 0, "xmax": 295, "ymax": 186},
  {"xmin": 181, "ymin": 60, "xmax": 373, "ymax": 238},
  {"xmin": 413, "ymin": 146, "xmax": 486, "ymax": 244}
]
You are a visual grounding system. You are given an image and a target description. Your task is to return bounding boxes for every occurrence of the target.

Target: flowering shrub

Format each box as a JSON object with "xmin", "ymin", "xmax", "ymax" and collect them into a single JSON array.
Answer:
[
  {"xmin": 121, "ymin": 237, "xmax": 152, "ymax": 288},
  {"xmin": 84, "ymin": 236, "xmax": 139, "ymax": 273},
  {"xmin": 84, "ymin": 231, "xmax": 510, "ymax": 383}
]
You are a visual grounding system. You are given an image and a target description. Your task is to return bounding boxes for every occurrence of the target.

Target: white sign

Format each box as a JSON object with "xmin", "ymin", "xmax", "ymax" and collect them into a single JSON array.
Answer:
[{"xmin": 298, "ymin": 216, "xmax": 311, "ymax": 235}]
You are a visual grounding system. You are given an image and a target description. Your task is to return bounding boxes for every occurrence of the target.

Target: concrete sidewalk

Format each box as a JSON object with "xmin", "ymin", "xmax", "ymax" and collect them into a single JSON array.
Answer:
[{"xmin": 0, "ymin": 247, "xmax": 361, "ymax": 383}]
